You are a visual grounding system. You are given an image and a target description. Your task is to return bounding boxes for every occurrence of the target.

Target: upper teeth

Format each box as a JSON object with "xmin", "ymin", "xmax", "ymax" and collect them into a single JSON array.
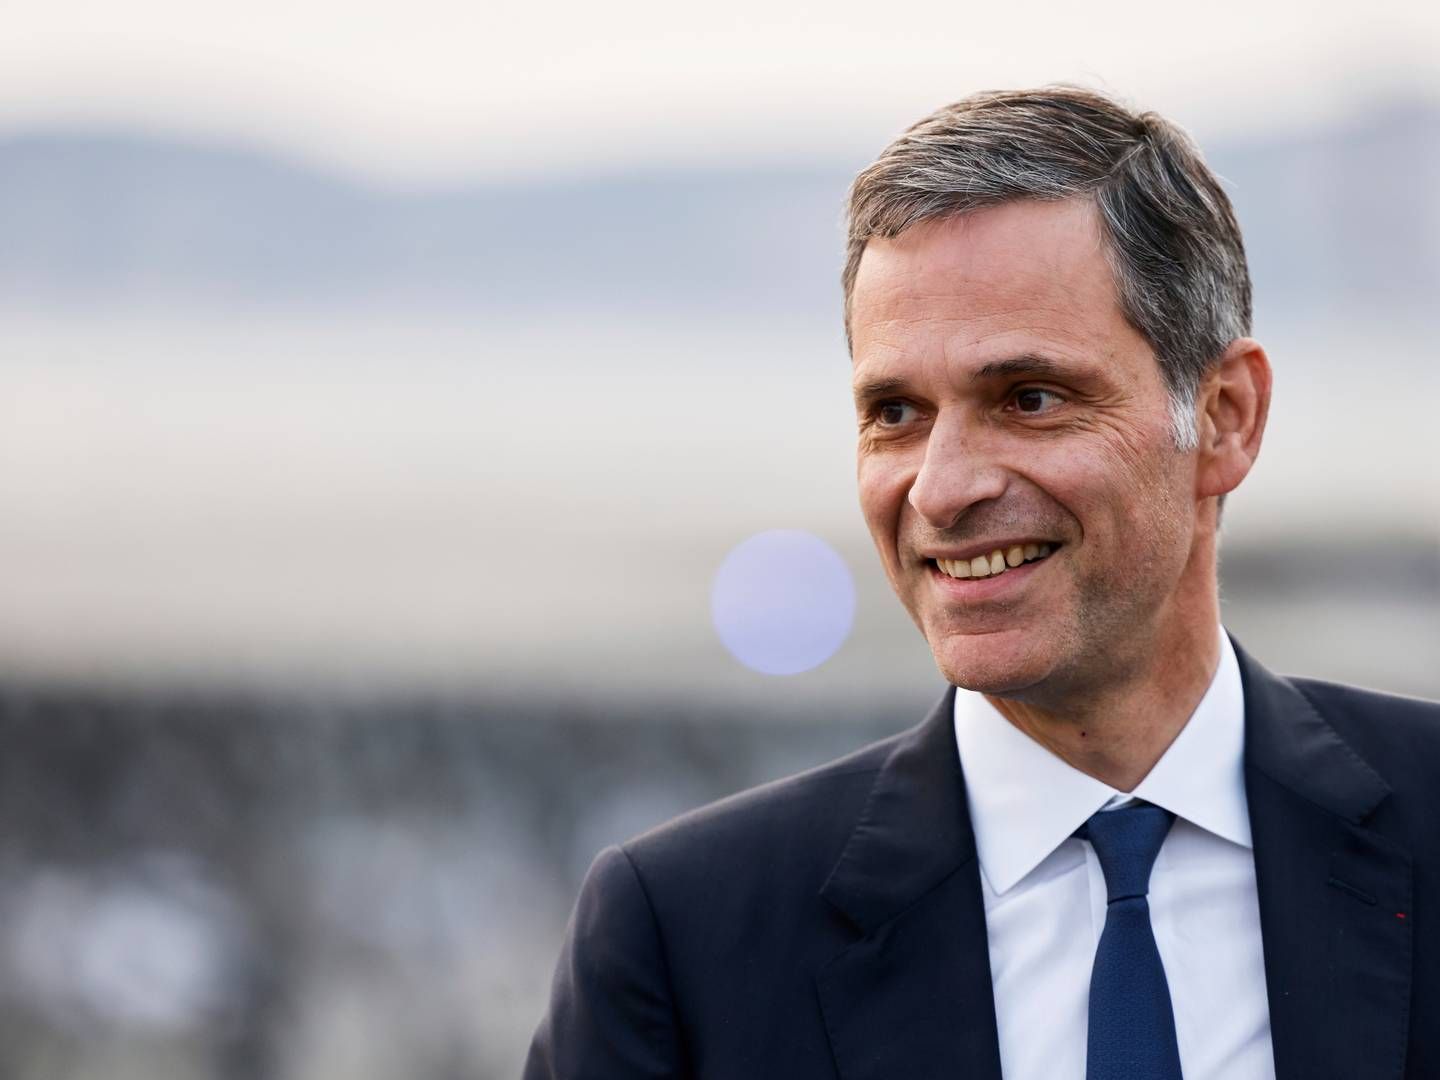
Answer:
[{"xmin": 936, "ymin": 543, "xmax": 1052, "ymax": 580}]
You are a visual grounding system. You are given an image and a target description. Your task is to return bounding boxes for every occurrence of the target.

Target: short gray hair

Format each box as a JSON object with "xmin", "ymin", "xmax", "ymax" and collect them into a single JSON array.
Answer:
[{"xmin": 842, "ymin": 86, "xmax": 1251, "ymax": 450}]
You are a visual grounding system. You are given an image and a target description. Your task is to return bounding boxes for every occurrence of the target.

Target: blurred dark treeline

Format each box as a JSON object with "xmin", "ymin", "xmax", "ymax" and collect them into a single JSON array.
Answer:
[{"xmin": 0, "ymin": 686, "xmax": 905, "ymax": 1079}]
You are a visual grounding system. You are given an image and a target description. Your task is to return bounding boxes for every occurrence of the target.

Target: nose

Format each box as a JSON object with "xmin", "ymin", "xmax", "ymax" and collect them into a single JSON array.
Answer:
[{"xmin": 907, "ymin": 411, "xmax": 1009, "ymax": 529}]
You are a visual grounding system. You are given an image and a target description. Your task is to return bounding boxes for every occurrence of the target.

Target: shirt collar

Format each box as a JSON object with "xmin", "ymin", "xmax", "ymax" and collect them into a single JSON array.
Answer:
[{"xmin": 953, "ymin": 628, "xmax": 1252, "ymax": 897}]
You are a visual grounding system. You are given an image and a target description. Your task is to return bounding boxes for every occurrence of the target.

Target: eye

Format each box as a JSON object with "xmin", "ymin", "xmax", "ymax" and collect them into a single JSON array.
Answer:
[
  {"xmin": 875, "ymin": 400, "xmax": 920, "ymax": 426},
  {"xmin": 1011, "ymin": 387, "xmax": 1064, "ymax": 415}
]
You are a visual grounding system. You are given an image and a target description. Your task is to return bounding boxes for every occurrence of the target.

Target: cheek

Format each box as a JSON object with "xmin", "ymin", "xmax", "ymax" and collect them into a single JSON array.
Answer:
[
  {"xmin": 856, "ymin": 457, "xmax": 908, "ymax": 534},
  {"xmin": 1021, "ymin": 430, "xmax": 1186, "ymax": 541},
  {"xmin": 1071, "ymin": 439, "xmax": 1193, "ymax": 552}
]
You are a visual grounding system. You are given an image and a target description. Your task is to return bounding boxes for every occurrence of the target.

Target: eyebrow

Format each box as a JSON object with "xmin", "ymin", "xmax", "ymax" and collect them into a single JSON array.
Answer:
[
  {"xmin": 852, "ymin": 354, "xmax": 1080, "ymax": 408},
  {"xmin": 851, "ymin": 375, "xmax": 910, "ymax": 409},
  {"xmin": 971, "ymin": 354, "xmax": 1075, "ymax": 381}
]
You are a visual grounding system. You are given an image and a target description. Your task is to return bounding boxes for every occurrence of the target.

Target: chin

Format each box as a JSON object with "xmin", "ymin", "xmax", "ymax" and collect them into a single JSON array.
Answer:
[{"xmin": 928, "ymin": 627, "xmax": 1054, "ymax": 697}]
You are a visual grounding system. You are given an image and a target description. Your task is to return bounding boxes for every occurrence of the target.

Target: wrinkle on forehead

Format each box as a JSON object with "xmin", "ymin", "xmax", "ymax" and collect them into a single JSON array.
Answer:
[
  {"xmin": 848, "ymin": 199, "xmax": 1147, "ymax": 386},
  {"xmin": 853, "ymin": 201, "xmax": 1119, "ymax": 319}
]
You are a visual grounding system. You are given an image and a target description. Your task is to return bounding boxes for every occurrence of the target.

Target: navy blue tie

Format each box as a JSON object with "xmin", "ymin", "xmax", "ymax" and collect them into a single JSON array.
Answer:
[{"xmin": 1078, "ymin": 802, "xmax": 1182, "ymax": 1080}]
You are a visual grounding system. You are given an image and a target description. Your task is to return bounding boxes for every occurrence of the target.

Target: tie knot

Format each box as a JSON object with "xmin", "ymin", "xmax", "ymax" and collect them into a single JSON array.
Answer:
[{"xmin": 1076, "ymin": 802, "xmax": 1175, "ymax": 903}]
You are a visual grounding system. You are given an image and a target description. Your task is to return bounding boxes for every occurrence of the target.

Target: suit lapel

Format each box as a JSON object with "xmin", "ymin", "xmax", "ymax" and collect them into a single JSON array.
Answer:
[
  {"xmin": 1237, "ymin": 642, "xmax": 1413, "ymax": 1080},
  {"xmin": 815, "ymin": 689, "xmax": 1003, "ymax": 1080}
]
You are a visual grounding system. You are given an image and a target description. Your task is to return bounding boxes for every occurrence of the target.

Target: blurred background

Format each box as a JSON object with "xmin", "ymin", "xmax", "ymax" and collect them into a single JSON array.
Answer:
[{"xmin": 1, "ymin": 1, "xmax": 1438, "ymax": 1076}]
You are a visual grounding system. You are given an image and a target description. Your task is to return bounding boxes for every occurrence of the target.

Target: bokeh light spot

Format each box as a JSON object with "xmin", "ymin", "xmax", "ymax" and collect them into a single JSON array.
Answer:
[{"xmin": 710, "ymin": 530, "xmax": 856, "ymax": 675}]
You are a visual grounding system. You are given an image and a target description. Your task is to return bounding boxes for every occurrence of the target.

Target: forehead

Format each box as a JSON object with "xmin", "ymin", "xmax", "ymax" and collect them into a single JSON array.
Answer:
[{"xmin": 849, "ymin": 198, "xmax": 1143, "ymax": 376}]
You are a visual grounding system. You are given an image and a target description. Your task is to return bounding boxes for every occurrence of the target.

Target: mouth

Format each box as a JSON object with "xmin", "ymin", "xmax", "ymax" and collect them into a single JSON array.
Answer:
[{"xmin": 926, "ymin": 541, "xmax": 1061, "ymax": 582}]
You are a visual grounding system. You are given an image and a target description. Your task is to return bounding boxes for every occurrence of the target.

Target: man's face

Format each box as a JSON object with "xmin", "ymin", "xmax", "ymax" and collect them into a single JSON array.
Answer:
[{"xmin": 849, "ymin": 198, "xmax": 1202, "ymax": 700}]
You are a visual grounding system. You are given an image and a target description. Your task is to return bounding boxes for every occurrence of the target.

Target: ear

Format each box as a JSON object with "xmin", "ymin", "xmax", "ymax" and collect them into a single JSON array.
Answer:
[{"xmin": 1195, "ymin": 337, "xmax": 1272, "ymax": 500}]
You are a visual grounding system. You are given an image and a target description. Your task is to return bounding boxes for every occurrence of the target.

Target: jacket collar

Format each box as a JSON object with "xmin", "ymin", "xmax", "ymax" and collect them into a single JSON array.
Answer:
[
  {"xmin": 819, "ymin": 687, "xmax": 972, "ymax": 934},
  {"xmin": 1237, "ymin": 637, "xmax": 1389, "ymax": 821}
]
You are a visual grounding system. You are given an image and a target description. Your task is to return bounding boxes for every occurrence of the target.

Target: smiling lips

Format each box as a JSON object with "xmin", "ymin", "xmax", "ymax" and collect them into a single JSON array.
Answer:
[{"xmin": 933, "ymin": 543, "xmax": 1056, "ymax": 580}]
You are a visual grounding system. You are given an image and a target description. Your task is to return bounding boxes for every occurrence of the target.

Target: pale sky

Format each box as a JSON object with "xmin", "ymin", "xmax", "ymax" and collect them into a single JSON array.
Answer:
[{"xmin": 1, "ymin": 0, "xmax": 1437, "ymax": 182}]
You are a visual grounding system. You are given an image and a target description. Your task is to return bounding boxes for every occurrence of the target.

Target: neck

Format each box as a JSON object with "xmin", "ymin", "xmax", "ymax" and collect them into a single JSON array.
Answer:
[{"xmin": 984, "ymin": 546, "xmax": 1223, "ymax": 793}]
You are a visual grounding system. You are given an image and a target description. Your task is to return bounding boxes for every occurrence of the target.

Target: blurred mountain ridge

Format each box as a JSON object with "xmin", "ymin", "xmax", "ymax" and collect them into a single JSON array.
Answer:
[{"xmin": 0, "ymin": 101, "xmax": 1436, "ymax": 320}]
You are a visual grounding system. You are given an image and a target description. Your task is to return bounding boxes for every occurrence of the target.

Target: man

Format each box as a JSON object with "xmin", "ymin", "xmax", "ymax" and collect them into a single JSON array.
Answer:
[{"xmin": 526, "ymin": 87, "xmax": 1440, "ymax": 1079}]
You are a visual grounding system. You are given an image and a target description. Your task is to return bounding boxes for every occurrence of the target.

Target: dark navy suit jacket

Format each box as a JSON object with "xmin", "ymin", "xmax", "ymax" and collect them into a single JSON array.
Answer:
[{"xmin": 526, "ymin": 643, "xmax": 1440, "ymax": 1079}]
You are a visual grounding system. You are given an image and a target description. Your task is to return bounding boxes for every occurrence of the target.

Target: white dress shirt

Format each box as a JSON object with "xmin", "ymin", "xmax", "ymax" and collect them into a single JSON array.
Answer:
[{"xmin": 953, "ymin": 630, "xmax": 1276, "ymax": 1080}]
